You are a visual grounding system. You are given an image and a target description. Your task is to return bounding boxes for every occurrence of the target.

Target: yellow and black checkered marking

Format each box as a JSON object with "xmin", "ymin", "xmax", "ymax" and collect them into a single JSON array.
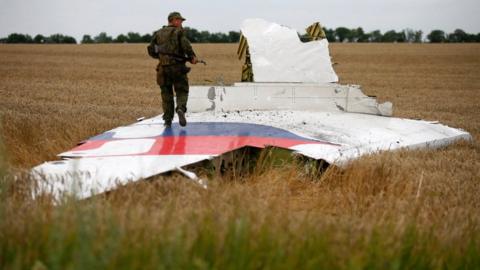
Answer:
[
  {"xmin": 306, "ymin": 22, "xmax": 326, "ymax": 41},
  {"xmin": 237, "ymin": 34, "xmax": 253, "ymax": 82},
  {"xmin": 237, "ymin": 35, "xmax": 248, "ymax": 60}
]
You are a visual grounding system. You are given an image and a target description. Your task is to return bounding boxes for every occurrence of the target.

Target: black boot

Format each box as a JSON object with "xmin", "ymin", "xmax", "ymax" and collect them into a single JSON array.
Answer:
[
  {"xmin": 177, "ymin": 109, "xmax": 187, "ymax": 127},
  {"xmin": 164, "ymin": 120, "xmax": 172, "ymax": 128}
]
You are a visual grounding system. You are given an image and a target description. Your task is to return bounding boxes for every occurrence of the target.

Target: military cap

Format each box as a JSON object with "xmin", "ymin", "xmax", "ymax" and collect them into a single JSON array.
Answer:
[{"xmin": 168, "ymin": 11, "xmax": 186, "ymax": 21}]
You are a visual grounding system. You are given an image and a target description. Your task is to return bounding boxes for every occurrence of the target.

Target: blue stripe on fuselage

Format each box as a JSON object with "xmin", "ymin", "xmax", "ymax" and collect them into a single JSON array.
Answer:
[{"xmin": 88, "ymin": 122, "xmax": 317, "ymax": 142}]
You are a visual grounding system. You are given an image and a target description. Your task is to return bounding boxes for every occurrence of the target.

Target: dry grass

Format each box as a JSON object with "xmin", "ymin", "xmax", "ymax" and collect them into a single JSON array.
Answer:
[{"xmin": 0, "ymin": 43, "xmax": 479, "ymax": 268}]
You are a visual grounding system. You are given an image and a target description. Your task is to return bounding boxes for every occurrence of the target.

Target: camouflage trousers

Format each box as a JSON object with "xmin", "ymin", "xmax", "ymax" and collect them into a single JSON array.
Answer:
[{"xmin": 157, "ymin": 63, "xmax": 190, "ymax": 123}]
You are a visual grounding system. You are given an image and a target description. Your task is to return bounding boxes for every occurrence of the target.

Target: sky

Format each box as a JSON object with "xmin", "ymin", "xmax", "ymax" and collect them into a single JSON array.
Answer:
[{"xmin": 1, "ymin": 0, "xmax": 479, "ymax": 41}]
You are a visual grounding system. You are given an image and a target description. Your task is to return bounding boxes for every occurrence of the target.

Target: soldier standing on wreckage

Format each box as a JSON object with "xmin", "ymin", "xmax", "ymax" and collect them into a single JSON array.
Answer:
[{"xmin": 148, "ymin": 11, "xmax": 198, "ymax": 128}]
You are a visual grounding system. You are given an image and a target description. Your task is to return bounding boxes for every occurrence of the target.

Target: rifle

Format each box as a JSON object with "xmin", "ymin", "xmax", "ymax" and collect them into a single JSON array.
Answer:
[
  {"xmin": 196, "ymin": 59, "xmax": 207, "ymax": 65},
  {"xmin": 155, "ymin": 45, "xmax": 207, "ymax": 65}
]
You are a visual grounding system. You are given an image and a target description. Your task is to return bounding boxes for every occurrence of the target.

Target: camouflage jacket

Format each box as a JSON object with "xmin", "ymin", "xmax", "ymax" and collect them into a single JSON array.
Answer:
[{"xmin": 151, "ymin": 25, "xmax": 196, "ymax": 66}]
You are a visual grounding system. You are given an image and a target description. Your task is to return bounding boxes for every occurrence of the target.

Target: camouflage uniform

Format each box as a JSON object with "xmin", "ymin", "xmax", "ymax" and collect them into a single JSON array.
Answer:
[{"xmin": 150, "ymin": 13, "xmax": 196, "ymax": 126}]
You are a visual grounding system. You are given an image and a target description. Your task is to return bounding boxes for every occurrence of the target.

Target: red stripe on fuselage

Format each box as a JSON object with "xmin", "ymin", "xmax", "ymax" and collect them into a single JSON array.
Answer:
[
  {"xmin": 147, "ymin": 136, "xmax": 329, "ymax": 155},
  {"xmin": 67, "ymin": 136, "xmax": 336, "ymax": 157}
]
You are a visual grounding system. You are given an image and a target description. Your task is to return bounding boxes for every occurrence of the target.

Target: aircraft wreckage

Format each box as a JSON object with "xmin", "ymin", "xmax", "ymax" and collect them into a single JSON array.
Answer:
[{"xmin": 32, "ymin": 18, "xmax": 471, "ymax": 200}]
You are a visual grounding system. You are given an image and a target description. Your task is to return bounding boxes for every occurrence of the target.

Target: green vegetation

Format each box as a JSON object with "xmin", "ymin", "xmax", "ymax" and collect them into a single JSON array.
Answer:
[
  {"xmin": 2, "ymin": 27, "xmax": 479, "ymax": 44},
  {"xmin": 309, "ymin": 27, "xmax": 480, "ymax": 43},
  {"xmin": 0, "ymin": 33, "xmax": 77, "ymax": 44}
]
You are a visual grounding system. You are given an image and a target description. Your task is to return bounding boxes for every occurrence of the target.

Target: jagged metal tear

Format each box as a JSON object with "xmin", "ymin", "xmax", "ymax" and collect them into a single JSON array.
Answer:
[{"xmin": 241, "ymin": 18, "xmax": 338, "ymax": 83}]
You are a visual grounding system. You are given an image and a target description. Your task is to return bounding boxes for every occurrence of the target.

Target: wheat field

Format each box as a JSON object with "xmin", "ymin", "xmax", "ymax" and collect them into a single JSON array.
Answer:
[{"xmin": 0, "ymin": 43, "xmax": 479, "ymax": 269}]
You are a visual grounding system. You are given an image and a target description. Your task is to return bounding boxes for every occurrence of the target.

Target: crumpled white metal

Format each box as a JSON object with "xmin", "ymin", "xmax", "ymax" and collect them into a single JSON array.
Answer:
[{"xmin": 241, "ymin": 18, "xmax": 338, "ymax": 83}]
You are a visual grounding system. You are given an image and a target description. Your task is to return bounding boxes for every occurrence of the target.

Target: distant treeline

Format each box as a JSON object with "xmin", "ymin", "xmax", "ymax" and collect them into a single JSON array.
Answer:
[
  {"xmin": 1, "ymin": 27, "xmax": 479, "ymax": 44},
  {"xmin": 314, "ymin": 27, "xmax": 480, "ymax": 43}
]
